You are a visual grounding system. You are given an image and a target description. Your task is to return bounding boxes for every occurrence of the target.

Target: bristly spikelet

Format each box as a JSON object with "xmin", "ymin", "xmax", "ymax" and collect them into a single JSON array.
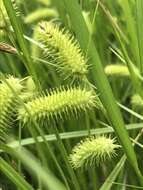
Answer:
[
  {"xmin": 36, "ymin": 21, "xmax": 88, "ymax": 78},
  {"xmin": 0, "ymin": 76, "xmax": 23, "ymax": 142},
  {"xmin": 69, "ymin": 136, "xmax": 120, "ymax": 169},
  {"xmin": 104, "ymin": 64, "xmax": 130, "ymax": 77},
  {"xmin": 18, "ymin": 87, "xmax": 99, "ymax": 125}
]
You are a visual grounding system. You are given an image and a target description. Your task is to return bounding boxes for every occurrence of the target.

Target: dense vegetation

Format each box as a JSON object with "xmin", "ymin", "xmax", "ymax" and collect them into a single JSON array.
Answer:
[{"xmin": 1, "ymin": 0, "xmax": 143, "ymax": 189}]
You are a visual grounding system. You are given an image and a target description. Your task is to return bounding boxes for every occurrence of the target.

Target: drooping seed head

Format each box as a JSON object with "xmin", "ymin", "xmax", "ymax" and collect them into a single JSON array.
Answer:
[
  {"xmin": 69, "ymin": 136, "xmax": 120, "ymax": 169},
  {"xmin": 18, "ymin": 87, "xmax": 99, "ymax": 125},
  {"xmin": 0, "ymin": 76, "xmax": 23, "ymax": 142},
  {"xmin": 36, "ymin": 21, "xmax": 88, "ymax": 78}
]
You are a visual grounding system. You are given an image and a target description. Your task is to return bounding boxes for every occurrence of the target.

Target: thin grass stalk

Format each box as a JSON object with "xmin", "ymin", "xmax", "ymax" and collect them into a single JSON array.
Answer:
[
  {"xmin": 117, "ymin": 0, "xmax": 140, "ymax": 68},
  {"xmin": 0, "ymin": 145, "xmax": 67, "ymax": 190},
  {"xmin": 99, "ymin": 1, "xmax": 143, "ymax": 99},
  {"xmin": 52, "ymin": 123, "xmax": 81, "ymax": 190},
  {"xmin": 0, "ymin": 158, "xmax": 34, "ymax": 190},
  {"xmin": 2, "ymin": 122, "xmax": 143, "ymax": 150},
  {"xmin": 3, "ymin": 0, "xmax": 41, "ymax": 89},
  {"xmin": 32, "ymin": 125, "xmax": 71, "ymax": 190},
  {"xmin": 100, "ymin": 129, "xmax": 143, "ymax": 189},
  {"xmin": 136, "ymin": 0, "xmax": 143, "ymax": 74}
]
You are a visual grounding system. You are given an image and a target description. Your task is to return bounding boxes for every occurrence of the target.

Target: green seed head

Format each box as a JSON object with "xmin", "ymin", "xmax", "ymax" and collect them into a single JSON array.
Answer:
[
  {"xmin": 36, "ymin": 21, "xmax": 88, "ymax": 78},
  {"xmin": 104, "ymin": 64, "xmax": 130, "ymax": 77},
  {"xmin": 0, "ymin": 76, "xmax": 23, "ymax": 142},
  {"xmin": 18, "ymin": 87, "xmax": 99, "ymax": 125},
  {"xmin": 69, "ymin": 136, "xmax": 120, "ymax": 169}
]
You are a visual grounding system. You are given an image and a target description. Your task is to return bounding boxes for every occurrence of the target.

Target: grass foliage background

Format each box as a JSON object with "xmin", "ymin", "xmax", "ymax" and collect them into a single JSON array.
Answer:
[{"xmin": 1, "ymin": 0, "xmax": 143, "ymax": 189}]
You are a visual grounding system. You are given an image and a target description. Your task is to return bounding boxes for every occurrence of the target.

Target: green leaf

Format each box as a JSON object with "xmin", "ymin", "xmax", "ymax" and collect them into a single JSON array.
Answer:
[
  {"xmin": 1, "ymin": 146, "xmax": 67, "ymax": 190},
  {"xmin": 0, "ymin": 158, "xmax": 34, "ymax": 190},
  {"xmin": 3, "ymin": 0, "xmax": 41, "ymax": 89},
  {"xmin": 136, "ymin": 0, "xmax": 143, "ymax": 74},
  {"xmin": 2, "ymin": 122, "xmax": 143, "ymax": 150},
  {"xmin": 99, "ymin": 155, "xmax": 126, "ymax": 190}
]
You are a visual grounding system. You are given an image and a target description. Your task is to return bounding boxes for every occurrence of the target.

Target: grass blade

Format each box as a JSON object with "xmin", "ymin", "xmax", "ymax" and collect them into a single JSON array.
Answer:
[
  {"xmin": 3, "ymin": 122, "xmax": 143, "ymax": 150},
  {"xmin": 118, "ymin": 0, "xmax": 139, "ymax": 68},
  {"xmin": 3, "ymin": 0, "xmax": 40, "ymax": 89},
  {"xmin": 99, "ymin": 155, "xmax": 126, "ymax": 190},
  {"xmin": 1, "ymin": 146, "xmax": 67, "ymax": 190},
  {"xmin": 0, "ymin": 158, "xmax": 34, "ymax": 190},
  {"xmin": 100, "ymin": 128, "xmax": 143, "ymax": 189},
  {"xmin": 136, "ymin": 0, "xmax": 143, "ymax": 74}
]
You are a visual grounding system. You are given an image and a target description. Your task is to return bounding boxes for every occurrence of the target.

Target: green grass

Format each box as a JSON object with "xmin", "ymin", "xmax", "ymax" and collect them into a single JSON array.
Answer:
[{"xmin": 1, "ymin": 0, "xmax": 143, "ymax": 189}]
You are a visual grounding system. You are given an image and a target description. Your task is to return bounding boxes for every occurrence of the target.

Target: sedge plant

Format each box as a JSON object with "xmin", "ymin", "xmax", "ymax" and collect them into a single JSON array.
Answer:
[{"xmin": 1, "ymin": 0, "xmax": 143, "ymax": 190}]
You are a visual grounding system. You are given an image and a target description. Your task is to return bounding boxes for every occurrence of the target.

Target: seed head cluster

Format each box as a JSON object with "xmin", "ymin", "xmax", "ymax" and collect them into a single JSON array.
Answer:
[
  {"xmin": 37, "ymin": 21, "xmax": 88, "ymax": 78},
  {"xmin": 18, "ymin": 87, "xmax": 98, "ymax": 124},
  {"xmin": 69, "ymin": 136, "xmax": 120, "ymax": 169}
]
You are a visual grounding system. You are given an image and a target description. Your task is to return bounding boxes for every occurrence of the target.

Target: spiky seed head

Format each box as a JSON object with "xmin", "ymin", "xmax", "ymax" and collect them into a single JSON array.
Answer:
[
  {"xmin": 18, "ymin": 87, "xmax": 99, "ymax": 125},
  {"xmin": 104, "ymin": 64, "xmax": 130, "ymax": 77},
  {"xmin": 69, "ymin": 136, "xmax": 120, "ymax": 169},
  {"xmin": 36, "ymin": 21, "xmax": 88, "ymax": 78},
  {"xmin": 0, "ymin": 76, "xmax": 23, "ymax": 142}
]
